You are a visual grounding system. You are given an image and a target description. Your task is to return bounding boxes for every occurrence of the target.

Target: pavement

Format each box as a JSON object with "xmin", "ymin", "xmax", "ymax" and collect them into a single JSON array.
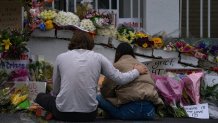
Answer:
[{"xmin": 0, "ymin": 113, "xmax": 218, "ymax": 123}]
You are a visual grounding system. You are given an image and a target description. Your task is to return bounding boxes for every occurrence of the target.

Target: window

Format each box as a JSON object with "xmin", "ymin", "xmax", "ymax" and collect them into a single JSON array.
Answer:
[
  {"xmin": 54, "ymin": 0, "xmax": 66, "ymax": 11},
  {"xmin": 98, "ymin": 0, "xmax": 117, "ymax": 9},
  {"xmin": 45, "ymin": 0, "xmax": 143, "ymax": 27},
  {"xmin": 181, "ymin": 0, "xmax": 218, "ymax": 38}
]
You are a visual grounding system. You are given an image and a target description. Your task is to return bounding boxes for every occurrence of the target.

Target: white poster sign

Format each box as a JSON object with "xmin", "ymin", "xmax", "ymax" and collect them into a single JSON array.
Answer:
[
  {"xmin": 143, "ymin": 58, "xmax": 179, "ymax": 75},
  {"xmin": 204, "ymin": 74, "xmax": 218, "ymax": 87},
  {"xmin": 14, "ymin": 82, "xmax": 47, "ymax": 101},
  {"xmin": 184, "ymin": 103, "xmax": 209, "ymax": 119}
]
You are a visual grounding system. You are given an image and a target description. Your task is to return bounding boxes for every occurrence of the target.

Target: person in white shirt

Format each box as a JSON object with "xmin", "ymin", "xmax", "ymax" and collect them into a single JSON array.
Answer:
[{"xmin": 35, "ymin": 30, "xmax": 147, "ymax": 122}]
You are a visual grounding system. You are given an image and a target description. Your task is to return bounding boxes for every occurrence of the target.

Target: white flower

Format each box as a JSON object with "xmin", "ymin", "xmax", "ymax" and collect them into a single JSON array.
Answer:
[
  {"xmin": 80, "ymin": 19, "xmax": 96, "ymax": 32},
  {"xmin": 53, "ymin": 11, "xmax": 80, "ymax": 26}
]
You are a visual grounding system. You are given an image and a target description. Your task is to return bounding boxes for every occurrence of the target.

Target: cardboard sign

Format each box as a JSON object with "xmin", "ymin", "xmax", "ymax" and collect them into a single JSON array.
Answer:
[
  {"xmin": 0, "ymin": 0, "xmax": 22, "ymax": 30},
  {"xmin": 184, "ymin": 103, "xmax": 209, "ymax": 119},
  {"xmin": 14, "ymin": 82, "xmax": 47, "ymax": 101},
  {"xmin": 204, "ymin": 74, "xmax": 218, "ymax": 87},
  {"xmin": 0, "ymin": 60, "xmax": 29, "ymax": 73},
  {"xmin": 143, "ymin": 58, "xmax": 181, "ymax": 75}
]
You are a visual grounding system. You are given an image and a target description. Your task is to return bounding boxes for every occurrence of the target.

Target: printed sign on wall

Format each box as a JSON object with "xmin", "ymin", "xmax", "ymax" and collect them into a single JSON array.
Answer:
[{"xmin": 0, "ymin": 60, "xmax": 29, "ymax": 73}]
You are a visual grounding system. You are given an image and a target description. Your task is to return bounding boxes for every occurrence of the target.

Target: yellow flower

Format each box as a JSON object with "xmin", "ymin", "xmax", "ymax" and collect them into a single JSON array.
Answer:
[
  {"xmin": 142, "ymin": 43, "xmax": 148, "ymax": 48},
  {"xmin": 2, "ymin": 39, "xmax": 12, "ymax": 51},
  {"xmin": 152, "ymin": 37, "xmax": 164, "ymax": 48},
  {"xmin": 135, "ymin": 32, "xmax": 148, "ymax": 38},
  {"xmin": 45, "ymin": 20, "xmax": 54, "ymax": 30}
]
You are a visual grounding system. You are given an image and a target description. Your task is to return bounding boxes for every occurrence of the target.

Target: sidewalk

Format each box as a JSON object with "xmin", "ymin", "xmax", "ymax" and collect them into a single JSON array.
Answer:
[{"xmin": 0, "ymin": 113, "xmax": 217, "ymax": 123}]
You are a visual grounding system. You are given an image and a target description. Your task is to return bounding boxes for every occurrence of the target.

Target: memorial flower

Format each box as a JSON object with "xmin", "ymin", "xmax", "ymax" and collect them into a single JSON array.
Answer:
[
  {"xmin": 2, "ymin": 39, "xmax": 12, "ymax": 51},
  {"xmin": 53, "ymin": 11, "xmax": 80, "ymax": 27},
  {"xmin": 85, "ymin": 10, "xmax": 113, "ymax": 29},
  {"xmin": 0, "ymin": 30, "xmax": 29, "ymax": 60},
  {"xmin": 117, "ymin": 24, "xmax": 135, "ymax": 43},
  {"xmin": 80, "ymin": 19, "xmax": 96, "ymax": 32}
]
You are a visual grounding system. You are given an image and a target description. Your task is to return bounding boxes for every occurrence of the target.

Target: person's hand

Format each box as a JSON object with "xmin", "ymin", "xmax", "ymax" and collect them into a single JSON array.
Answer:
[{"xmin": 134, "ymin": 64, "xmax": 148, "ymax": 75}]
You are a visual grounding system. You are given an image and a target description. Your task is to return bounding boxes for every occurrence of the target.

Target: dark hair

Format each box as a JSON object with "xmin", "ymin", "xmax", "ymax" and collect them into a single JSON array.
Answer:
[
  {"xmin": 114, "ymin": 42, "xmax": 135, "ymax": 63},
  {"xmin": 68, "ymin": 30, "xmax": 94, "ymax": 50}
]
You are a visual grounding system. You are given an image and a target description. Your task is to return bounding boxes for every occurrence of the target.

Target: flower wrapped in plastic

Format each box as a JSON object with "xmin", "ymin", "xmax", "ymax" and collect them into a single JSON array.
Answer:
[
  {"xmin": 179, "ymin": 72, "xmax": 204, "ymax": 105},
  {"xmin": 80, "ymin": 19, "xmax": 96, "ymax": 32},
  {"xmin": 53, "ymin": 11, "xmax": 80, "ymax": 27},
  {"xmin": 97, "ymin": 25, "xmax": 117, "ymax": 37},
  {"xmin": 0, "ymin": 87, "xmax": 11, "ymax": 107},
  {"xmin": 8, "ymin": 68, "xmax": 29, "ymax": 81},
  {"xmin": 38, "ymin": 10, "xmax": 57, "ymax": 20},
  {"xmin": 29, "ymin": 61, "xmax": 53, "ymax": 82},
  {"xmin": 76, "ymin": 1, "xmax": 93, "ymax": 19},
  {"xmin": 175, "ymin": 40, "xmax": 194, "ymax": 53},
  {"xmin": 10, "ymin": 85, "xmax": 29, "ymax": 106},
  {"xmin": 0, "ymin": 30, "xmax": 29, "ymax": 60},
  {"xmin": 163, "ymin": 42, "xmax": 176, "ymax": 51},
  {"xmin": 153, "ymin": 74, "xmax": 187, "ymax": 117},
  {"xmin": 152, "ymin": 37, "xmax": 164, "ymax": 49},
  {"xmin": 0, "ymin": 70, "xmax": 9, "ymax": 86},
  {"xmin": 117, "ymin": 24, "xmax": 135, "ymax": 43},
  {"xmin": 132, "ymin": 31, "xmax": 153, "ymax": 48},
  {"xmin": 85, "ymin": 10, "xmax": 113, "ymax": 29}
]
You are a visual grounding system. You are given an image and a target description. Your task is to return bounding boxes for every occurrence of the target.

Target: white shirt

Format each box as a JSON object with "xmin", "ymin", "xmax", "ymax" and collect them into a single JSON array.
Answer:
[{"xmin": 52, "ymin": 49, "xmax": 139, "ymax": 112}]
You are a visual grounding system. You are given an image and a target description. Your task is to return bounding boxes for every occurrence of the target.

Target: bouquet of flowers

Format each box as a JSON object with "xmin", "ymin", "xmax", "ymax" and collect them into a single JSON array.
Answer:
[
  {"xmin": 132, "ymin": 31, "xmax": 153, "ymax": 48},
  {"xmin": 0, "ymin": 70, "xmax": 9, "ymax": 86},
  {"xmin": 179, "ymin": 72, "xmax": 204, "ymax": 105},
  {"xmin": 79, "ymin": 19, "xmax": 96, "ymax": 32},
  {"xmin": 0, "ymin": 87, "xmax": 11, "ymax": 106},
  {"xmin": 8, "ymin": 68, "xmax": 29, "ymax": 82},
  {"xmin": 96, "ymin": 25, "xmax": 117, "ymax": 37},
  {"xmin": 85, "ymin": 10, "xmax": 112, "ymax": 29},
  {"xmin": 76, "ymin": 1, "xmax": 93, "ymax": 19},
  {"xmin": 38, "ymin": 10, "xmax": 57, "ymax": 20},
  {"xmin": 53, "ymin": 11, "xmax": 80, "ymax": 27},
  {"xmin": 28, "ymin": 61, "xmax": 53, "ymax": 82},
  {"xmin": 0, "ymin": 30, "xmax": 29, "ymax": 60},
  {"xmin": 153, "ymin": 74, "xmax": 187, "ymax": 117},
  {"xmin": 174, "ymin": 40, "xmax": 207, "ymax": 59},
  {"xmin": 117, "ymin": 24, "xmax": 135, "ymax": 43}
]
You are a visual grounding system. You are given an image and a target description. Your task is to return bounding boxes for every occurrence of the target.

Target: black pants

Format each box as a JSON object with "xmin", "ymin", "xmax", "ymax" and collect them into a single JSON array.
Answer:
[{"xmin": 35, "ymin": 93, "xmax": 97, "ymax": 122}]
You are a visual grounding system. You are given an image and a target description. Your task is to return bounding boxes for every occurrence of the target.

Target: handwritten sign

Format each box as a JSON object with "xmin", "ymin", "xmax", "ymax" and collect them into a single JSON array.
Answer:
[
  {"xmin": 14, "ymin": 82, "xmax": 47, "ymax": 101},
  {"xmin": 204, "ymin": 74, "xmax": 218, "ymax": 87},
  {"xmin": 143, "ymin": 58, "xmax": 180, "ymax": 75},
  {"xmin": 0, "ymin": 0, "xmax": 22, "ymax": 30},
  {"xmin": 0, "ymin": 60, "xmax": 29, "ymax": 73},
  {"xmin": 184, "ymin": 103, "xmax": 209, "ymax": 119}
]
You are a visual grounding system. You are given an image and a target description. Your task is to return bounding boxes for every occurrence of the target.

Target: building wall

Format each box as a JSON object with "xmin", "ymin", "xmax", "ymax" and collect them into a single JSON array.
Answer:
[{"xmin": 143, "ymin": 0, "xmax": 180, "ymax": 37}]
